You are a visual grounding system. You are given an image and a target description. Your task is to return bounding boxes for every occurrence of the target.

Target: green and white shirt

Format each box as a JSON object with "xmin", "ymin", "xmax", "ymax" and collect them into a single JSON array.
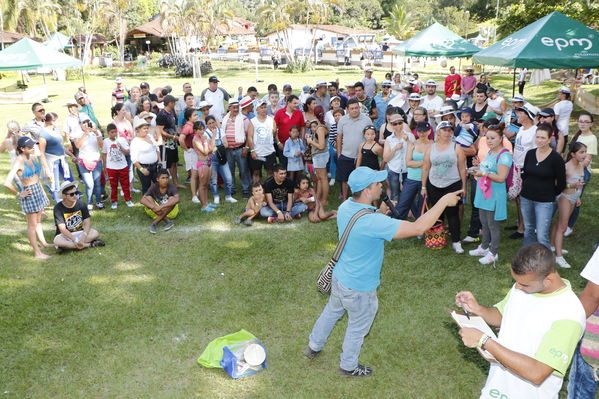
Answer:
[{"xmin": 480, "ymin": 280, "xmax": 585, "ymax": 399}]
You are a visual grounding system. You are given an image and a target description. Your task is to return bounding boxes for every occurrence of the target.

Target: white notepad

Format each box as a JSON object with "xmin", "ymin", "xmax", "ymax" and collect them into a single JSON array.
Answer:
[{"xmin": 450, "ymin": 310, "xmax": 497, "ymax": 362}]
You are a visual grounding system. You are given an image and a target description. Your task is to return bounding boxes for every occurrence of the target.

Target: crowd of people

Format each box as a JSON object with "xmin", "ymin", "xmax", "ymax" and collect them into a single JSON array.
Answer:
[
  {"xmin": 1, "ymin": 65, "xmax": 598, "ymax": 397},
  {"xmin": 1, "ymin": 66, "xmax": 597, "ymax": 266}
]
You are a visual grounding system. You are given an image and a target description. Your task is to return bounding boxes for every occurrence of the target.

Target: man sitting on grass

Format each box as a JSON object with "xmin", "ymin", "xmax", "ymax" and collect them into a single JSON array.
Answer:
[
  {"xmin": 53, "ymin": 181, "xmax": 104, "ymax": 252},
  {"xmin": 141, "ymin": 169, "xmax": 180, "ymax": 234},
  {"xmin": 456, "ymin": 243, "xmax": 585, "ymax": 398},
  {"xmin": 260, "ymin": 164, "xmax": 307, "ymax": 222}
]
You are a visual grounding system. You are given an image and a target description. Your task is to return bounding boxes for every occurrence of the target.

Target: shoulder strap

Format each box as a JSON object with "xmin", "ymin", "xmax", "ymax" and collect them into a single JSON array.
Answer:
[
  {"xmin": 331, "ymin": 208, "xmax": 375, "ymax": 262},
  {"xmin": 496, "ymin": 148, "xmax": 509, "ymax": 162}
]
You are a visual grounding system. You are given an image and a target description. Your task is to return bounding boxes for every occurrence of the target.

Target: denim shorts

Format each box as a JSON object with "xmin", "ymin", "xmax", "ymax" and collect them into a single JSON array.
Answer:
[{"xmin": 312, "ymin": 151, "xmax": 330, "ymax": 169}]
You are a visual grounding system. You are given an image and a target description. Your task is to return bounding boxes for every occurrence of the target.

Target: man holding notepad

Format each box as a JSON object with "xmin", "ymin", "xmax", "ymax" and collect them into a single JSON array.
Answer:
[{"xmin": 455, "ymin": 243, "xmax": 585, "ymax": 399}]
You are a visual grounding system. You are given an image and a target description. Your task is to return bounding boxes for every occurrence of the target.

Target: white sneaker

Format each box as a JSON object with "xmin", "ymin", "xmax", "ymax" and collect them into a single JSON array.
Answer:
[
  {"xmin": 452, "ymin": 242, "xmax": 464, "ymax": 254},
  {"xmin": 120, "ymin": 189, "xmax": 124, "ymax": 197},
  {"xmin": 479, "ymin": 252, "xmax": 498, "ymax": 266},
  {"xmin": 468, "ymin": 245, "xmax": 488, "ymax": 257},
  {"xmin": 329, "ymin": 178, "xmax": 336, "ymax": 186},
  {"xmin": 213, "ymin": 195, "xmax": 220, "ymax": 204},
  {"xmin": 555, "ymin": 256, "xmax": 571, "ymax": 269},
  {"xmin": 462, "ymin": 235, "xmax": 480, "ymax": 243},
  {"xmin": 87, "ymin": 204, "xmax": 94, "ymax": 211},
  {"xmin": 192, "ymin": 196, "xmax": 201, "ymax": 204},
  {"xmin": 225, "ymin": 196, "xmax": 238, "ymax": 203},
  {"xmin": 130, "ymin": 187, "xmax": 141, "ymax": 193},
  {"xmin": 111, "ymin": 202, "xmax": 118, "ymax": 209},
  {"xmin": 564, "ymin": 227, "xmax": 573, "ymax": 237},
  {"xmin": 550, "ymin": 246, "xmax": 569, "ymax": 255}
]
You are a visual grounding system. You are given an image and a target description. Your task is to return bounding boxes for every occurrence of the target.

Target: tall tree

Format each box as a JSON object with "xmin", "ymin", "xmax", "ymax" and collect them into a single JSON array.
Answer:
[
  {"xmin": 2, "ymin": 0, "xmax": 62, "ymax": 38},
  {"xmin": 98, "ymin": 0, "xmax": 129, "ymax": 65},
  {"xmin": 383, "ymin": 3, "xmax": 416, "ymax": 39}
]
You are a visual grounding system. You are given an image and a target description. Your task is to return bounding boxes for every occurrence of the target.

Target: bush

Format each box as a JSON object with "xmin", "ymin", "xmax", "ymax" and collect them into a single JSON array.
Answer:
[{"xmin": 285, "ymin": 57, "xmax": 313, "ymax": 73}]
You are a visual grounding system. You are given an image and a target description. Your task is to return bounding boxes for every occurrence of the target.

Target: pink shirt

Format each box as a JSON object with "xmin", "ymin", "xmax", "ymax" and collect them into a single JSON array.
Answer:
[{"xmin": 461, "ymin": 75, "xmax": 477, "ymax": 94}]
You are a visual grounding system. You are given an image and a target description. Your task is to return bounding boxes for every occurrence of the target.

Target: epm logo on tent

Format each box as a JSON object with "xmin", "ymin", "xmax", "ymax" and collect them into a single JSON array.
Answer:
[{"xmin": 541, "ymin": 35, "xmax": 594, "ymax": 52}]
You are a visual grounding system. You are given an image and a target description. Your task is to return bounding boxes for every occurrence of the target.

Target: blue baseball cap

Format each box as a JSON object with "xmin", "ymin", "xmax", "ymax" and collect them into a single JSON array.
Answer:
[
  {"xmin": 348, "ymin": 167, "xmax": 388, "ymax": 193},
  {"xmin": 17, "ymin": 136, "xmax": 36, "ymax": 148}
]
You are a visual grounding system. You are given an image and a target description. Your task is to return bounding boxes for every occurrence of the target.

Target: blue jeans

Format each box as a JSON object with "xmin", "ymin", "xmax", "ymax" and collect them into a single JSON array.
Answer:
[
  {"xmin": 520, "ymin": 196, "xmax": 554, "ymax": 249},
  {"xmin": 394, "ymin": 178, "xmax": 423, "ymax": 220},
  {"xmin": 328, "ymin": 145, "xmax": 337, "ymax": 180},
  {"xmin": 78, "ymin": 160, "xmax": 103, "ymax": 204},
  {"xmin": 45, "ymin": 158, "xmax": 74, "ymax": 203},
  {"xmin": 259, "ymin": 201, "xmax": 308, "ymax": 218},
  {"xmin": 388, "ymin": 170, "xmax": 407, "ymax": 203},
  {"xmin": 568, "ymin": 168, "xmax": 591, "ymax": 228},
  {"xmin": 568, "ymin": 344, "xmax": 598, "ymax": 399},
  {"xmin": 210, "ymin": 155, "xmax": 233, "ymax": 197},
  {"xmin": 308, "ymin": 277, "xmax": 378, "ymax": 371},
  {"xmin": 226, "ymin": 147, "xmax": 250, "ymax": 196}
]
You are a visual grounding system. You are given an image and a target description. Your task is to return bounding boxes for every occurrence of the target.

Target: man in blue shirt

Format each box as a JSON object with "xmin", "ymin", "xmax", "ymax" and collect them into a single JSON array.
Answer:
[{"xmin": 304, "ymin": 167, "xmax": 462, "ymax": 377}]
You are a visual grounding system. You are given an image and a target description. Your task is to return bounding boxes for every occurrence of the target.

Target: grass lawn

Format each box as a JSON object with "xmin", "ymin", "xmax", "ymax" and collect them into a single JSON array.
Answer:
[{"xmin": 0, "ymin": 65, "xmax": 598, "ymax": 398}]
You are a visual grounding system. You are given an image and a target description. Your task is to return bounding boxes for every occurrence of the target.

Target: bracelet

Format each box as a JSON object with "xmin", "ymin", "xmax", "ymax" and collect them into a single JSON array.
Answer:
[
  {"xmin": 276, "ymin": 210, "xmax": 282, "ymax": 214},
  {"xmin": 477, "ymin": 334, "xmax": 490, "ymax": 350},
  {"xmin": 421, "ymin": 186, "xmax": 426, "ymax": 190},
  {"xmin": 567, "ymin": 183, "xmax": 570, "ymax": 189}
]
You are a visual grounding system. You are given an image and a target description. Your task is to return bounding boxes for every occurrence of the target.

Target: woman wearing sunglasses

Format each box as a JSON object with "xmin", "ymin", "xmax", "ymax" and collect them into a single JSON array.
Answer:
[{"xmin": 53, "ymin": 181, "xmax": 104, "ymax": 251}]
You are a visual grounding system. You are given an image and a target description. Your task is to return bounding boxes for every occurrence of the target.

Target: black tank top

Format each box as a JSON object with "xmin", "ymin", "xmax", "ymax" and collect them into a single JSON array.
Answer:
[
  {"xmin": 361, "ymin": 142, "xmax": 380, "ymax": 170},
  {"xmin": 382, "ymin": 123, "xmax": 393, "ymax": 139},
  {"xmin": 472, "ymin": 103, "xmax": 488, "ymax": 122}
]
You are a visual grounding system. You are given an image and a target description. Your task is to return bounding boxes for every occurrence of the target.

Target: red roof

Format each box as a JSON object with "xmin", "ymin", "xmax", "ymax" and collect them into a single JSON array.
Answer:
[{"xmin": 0, "ymin": 31, "xmax": 27, "ymax": 44}]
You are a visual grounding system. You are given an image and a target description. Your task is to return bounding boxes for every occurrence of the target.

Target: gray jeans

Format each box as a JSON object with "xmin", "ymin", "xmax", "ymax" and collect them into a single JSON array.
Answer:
[{"xmin": 479, "ymin": 209, "xmax": 501, "ymax": 255}]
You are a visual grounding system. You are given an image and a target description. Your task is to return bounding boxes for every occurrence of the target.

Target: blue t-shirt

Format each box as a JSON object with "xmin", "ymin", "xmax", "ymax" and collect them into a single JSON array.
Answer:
[
  {"xmin": 374, "ymin": 93, "xmax": 395, "ymax": 131},
  {"xmin": 177, "ymin": 110, "xmax": 204, "ymax": 127},
  {"xmin": 39, "ymin": 128, "xmax": 65, "ymax": 156},
  {"xmin": 333, "ymin": 199, "xmax": 401, "ymax": 292},
  {"xmin": 474, "ymin": 150, "xmax": 512, "ymax": 221}
]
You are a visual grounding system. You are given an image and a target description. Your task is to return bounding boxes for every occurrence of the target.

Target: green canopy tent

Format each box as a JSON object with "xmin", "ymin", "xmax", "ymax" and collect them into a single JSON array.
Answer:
[
  {"xmin": 0, "ymin": 37, "xmax": 83, "ymax": 90},
  {"xmin": 473, "ymin": 11, "xmax": 599, "ymax": 69},
  {"xmin": 43, "ymin": 32, "xmax": 73, "ymax": 52},
  {"xmin": 473, "ymin": 11, "xmax": 599, "ymax": 96},
  {"xmin": 392, "ymin": 22, "xmax": 481, "ymax": 58}
]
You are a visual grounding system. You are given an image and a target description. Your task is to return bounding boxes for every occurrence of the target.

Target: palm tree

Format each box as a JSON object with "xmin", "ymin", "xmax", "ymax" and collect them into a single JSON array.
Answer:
[
  {"xmin": 383, "ymin": 3, "xmax": 416, "ymax": 40},
  {"xmin": 97, "ymin": 0, "xmax": 129, "ymax": 65},
  {"xmin": 257, "ymin": 0, "xmax": 295, "ymax": 62},
  {"xmin": 2, "ymin": 0, "xmax": 61, "ymax": 38}
]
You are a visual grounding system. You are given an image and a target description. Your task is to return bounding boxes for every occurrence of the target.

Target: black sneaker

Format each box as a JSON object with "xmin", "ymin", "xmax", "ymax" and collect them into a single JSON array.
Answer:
[
  {"xmin": 233, "ymin": 217, "xmax": 242, "ymax": 225},
  {"xmin": 96, "ymin": 202, "xmax": 105, "ymax": 210},
  {"xmin": 303, "ymin": 347, "xmax": 321, "ymax": 359},
  {"xmin": 163, "ymin": 220, "xmax": 174, "ymax": 231},
  {"xmin": 243, "ymin": 218, "xmax": 253, "ymax": 226},
  {"xmin": 90, "ymin": 239, "xmax": 105, "ymax": 247},
  {"xmin": 509, "ymin": 232, "xmax": 524, "ymax": 239},
  {"xmin": 338, "ymin": 365, "xmax": 372, "ymax": 377},
  {"xmin": 504, "ymin": 225, "xmax": 518, "ymax": 231}
]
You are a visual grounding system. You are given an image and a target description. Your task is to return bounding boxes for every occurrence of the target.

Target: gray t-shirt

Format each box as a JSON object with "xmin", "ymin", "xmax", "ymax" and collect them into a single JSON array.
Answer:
[
  {"xmin": 338, "ymin": 113, "xmax": 371, "ymax": 159},
  {"xmin": 314, "ymin": 93, "xmax": 331, "ymax": 112},
  {"xmin": 124, "ymin": 100, "xmax": 138, "ymax": 118},
  {"xmin": 362, "ymin": 77, "xmax": 377, "ymax": 98}
]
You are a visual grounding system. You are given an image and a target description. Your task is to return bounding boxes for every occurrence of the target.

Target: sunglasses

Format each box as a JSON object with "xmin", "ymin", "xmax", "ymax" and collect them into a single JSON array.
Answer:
[
  {"xmin": 65, "ymin": 191, "xmax": 80, "ymax": 197},
  {"xmin": 390, "ymin": 122, "xmax": 402, "ymax": 125},
  {"xmin": 35, "ymin": 109, "xmax": 45, "ymax": 113}
]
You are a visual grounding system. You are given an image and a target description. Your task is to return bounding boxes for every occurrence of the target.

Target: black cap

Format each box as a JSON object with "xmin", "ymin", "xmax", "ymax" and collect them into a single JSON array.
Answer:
[
  {"xmin": 164, "ymin": 85, "xmax": 173, "ymax": 94},
  {"xmin": 538, "ymin": 108, "xmax": 555, "ymax": 117},
  {"xmin": 283, "ymin": 84, "xmax": 292, "ymax": 90},
  {"xmin": 140, "ymin": 82, "xmax": 150, "ymax": 89},
  {"xmin": 17, "ymin": 136, "xmax": 36, "ymax": 148},
  {"xmin": 209, "ymin": 76, "xmax": 219, "ymax": 83},
  {"xmin": 416, "ymin": 121, "xmax": 431, "ymax": 131},
  {"xmin": 163, "ymin": 95, "xmax": 178, "ymax": 105}
]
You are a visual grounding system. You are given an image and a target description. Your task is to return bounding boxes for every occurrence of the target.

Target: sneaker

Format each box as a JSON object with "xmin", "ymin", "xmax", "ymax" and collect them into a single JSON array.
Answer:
[
  {"xmin": 149, "ymin": 223, "xmax": 157, "ymax": 234},
  {"xmin": 125, "ymin": 200, "xmax": 134, "ymax": 207},
  {"xmin": 564, "ymin": 227, "xmax": 573, "ymax": 237},
  {"xmin": 509, "ymin": 232, "xmax": 524, "ymax": 239},
  {"xmin": 267, "ymin": 216, "xmax": 277, "ymax": 223},
  {"xmin": 303, "ymin": 346, "xmax": 321, "ymax": 359},
  {"xmin": 504, "ymin": 225, "xmax": 518, "ymax": 231},
  {"xmin": 192, "ymin": 196, "xmax": 201, "ymax": 204},
  {"xmin": 468, "ymin": 245, "xmax": 488, "ymax": 257},
  {"xmin": 213, "ymin": 195, "xmax": 220, "ymax": 204},
  {"xmin": 338, "ymin": 365, "xmax": 372, "ymax": 378},
  {"xmin": 163, "ymin": 220, "xmax": 174, "ymax": 231},
  {"xmin": 96, "ymin": 202, "xmax": 105, "ymax": 210},
  {"xmin": 479, "ymin": 252, "xmax": 498, "ymax": 266},
  {"xmin": 233, "ymin": 217, "xmax": 243, "ymax": 225},
  {"xmin": 329, "ymin": 178, "xmax": 336, "ymax": 186},
  {"xmin": 87, "ymin": 204, "xmax": 94, "ymax": 211},
  {"xmin": 462, "ymin": 235, "xmax": 480, "ymax": 243},
  {"xmin": 550, "ymin": 246, "xmax": 569, "ymax": 255},
  {"xmin": 201, "ymin": 206, "xmax": 215, "ymax": 212},
  {"xmin": 111, "ymin": 202, "xmax": 118, "ymax": 210},
  {"xmin": 243, "ymin": 218, "xmax": 253, "ymax": 226},
  {"xmin": 555, "ymin": 256, "xmax": 571, "ymax": 269},
  {"xmin": 130, "ymin": 187, "xmax": 141, "ymax": 193},
  {"xmin": 90, "ymin": 239, "xmax": 105, "ymax": 247},
  {"xmin": 207, "ymin": 203, "xmax": 218, "ymax": 208},
  {"xmin": 225, "ymin": 196, "xmax": 238, "ymax": 203},
  {"xmin": 452, "ymin": 242, "xmax": 464, "ymax": 254}
]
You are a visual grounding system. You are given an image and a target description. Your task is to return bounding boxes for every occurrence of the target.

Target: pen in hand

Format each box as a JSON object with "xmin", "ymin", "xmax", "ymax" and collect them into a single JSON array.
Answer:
[{"xmin": 460, "ymin": 302, "xmax": 471, "ymax": 320}]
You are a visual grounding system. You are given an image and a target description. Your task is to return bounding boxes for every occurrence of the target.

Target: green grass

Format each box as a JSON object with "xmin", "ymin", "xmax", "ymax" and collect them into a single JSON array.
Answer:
[{"xmin": 0, "ymin": 65, "xmax": 598, "ymax": 398}]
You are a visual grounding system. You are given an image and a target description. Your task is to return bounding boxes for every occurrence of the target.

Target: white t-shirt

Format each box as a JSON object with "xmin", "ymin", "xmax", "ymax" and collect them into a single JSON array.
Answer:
[
  {"xmin": 63, "ymin": 114, "xmax": 82, "ymax": 140},
  {"xmin": 581, "ymin": 246, "xmax": 599, "ymax": 284},
  {"xmin": 202, "ymin": 88, "xmax": 227, "ymax": 122},
  {"xmin": 130, "ymin": 136, "xmax": 158, "ymax": 165},
  {"xmin": 422, "ymin": 95, "xmax": 443, "ymax": 115},
  {"xmin": 481, "ymin": 281, "xmax": 585, "ymax": 399},
  {"xmin": 251, "ymin": 115, "xmax": 275, "ymax": 157},
  {"xmin": 71, "ymin": 131, "xmax": 100, "ymax": 161},
  {"xmin": 102, "ymin": 137, "xmax": 129, "ymax": 170},
  {"xmin": 553, "ymin": 100, "xmax": 573, "ymax": 136},
  {"xmin": 513, "ymin": 125, "xmax": 537, "ymax": 168},
  {"xmin": 386, "ymin": 133, "xmax": 415, "ymax": 173},
  {"xmin": 487, "ymin": 96, "xmax": 505, "ymax": 114}
]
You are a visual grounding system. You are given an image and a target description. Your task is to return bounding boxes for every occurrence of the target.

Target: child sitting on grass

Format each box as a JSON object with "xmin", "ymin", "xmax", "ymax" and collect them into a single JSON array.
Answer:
[
  {"xmin": 233, "ymin": 182, "xmax": 267, "ymax": 226},
  {"xmin": 294, "ymin": 175, "xmax": 336, "ymax": 223}
]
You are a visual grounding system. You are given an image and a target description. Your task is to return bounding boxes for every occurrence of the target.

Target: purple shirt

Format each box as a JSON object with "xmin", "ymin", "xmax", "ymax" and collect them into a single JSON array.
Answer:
[{"xmin": 462, "ymin": 75, "xmax": 477, "ymax": 94}]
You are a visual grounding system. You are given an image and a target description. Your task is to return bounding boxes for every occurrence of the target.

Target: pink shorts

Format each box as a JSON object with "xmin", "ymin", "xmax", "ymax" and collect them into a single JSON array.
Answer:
[{"xmin": 196, "ymin": 158, "xmax": 212, "ymax": 169}]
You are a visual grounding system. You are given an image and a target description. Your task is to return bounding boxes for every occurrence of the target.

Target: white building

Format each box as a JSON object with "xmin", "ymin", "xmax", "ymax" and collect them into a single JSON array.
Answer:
[{"xmin": 264, "ymin": 24, "xmax": 375, "ymax": 52}]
